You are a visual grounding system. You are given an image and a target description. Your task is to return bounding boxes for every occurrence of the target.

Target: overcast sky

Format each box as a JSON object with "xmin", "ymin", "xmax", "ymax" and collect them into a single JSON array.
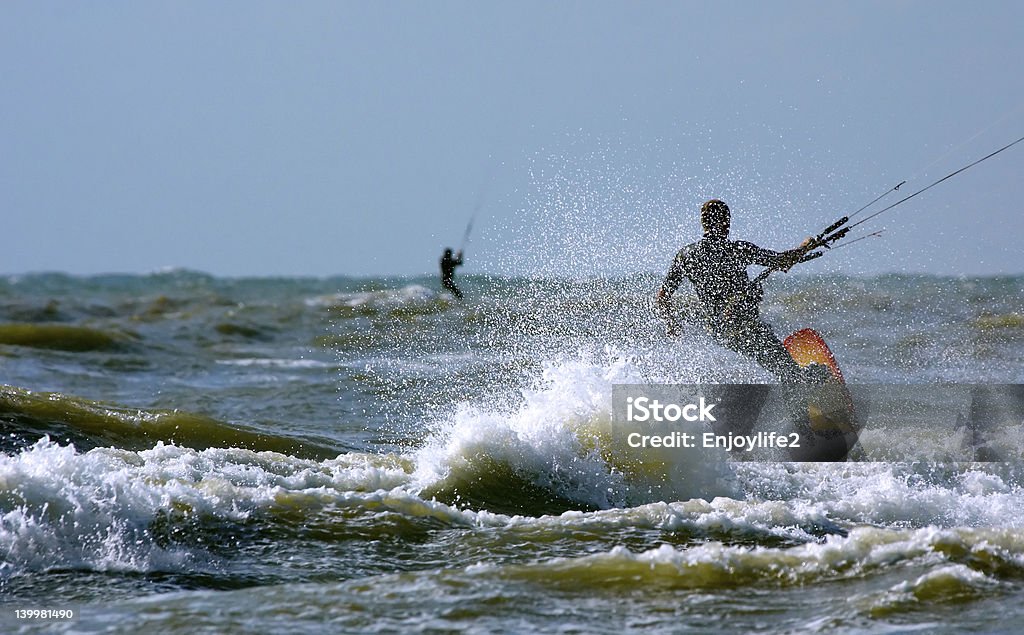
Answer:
[{"xmin": 2, "ymin": 1, "xmax": 1022, "ymax": 277}]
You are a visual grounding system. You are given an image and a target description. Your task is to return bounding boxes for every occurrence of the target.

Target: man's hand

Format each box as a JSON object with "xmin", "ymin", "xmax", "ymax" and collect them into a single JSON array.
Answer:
[
  {"xmin": 780, "ymin": 250, "xmax": 802, "ymax": 272},
  {"xmin": 781, "ymin": 236, "xmax": 815, "ymax": 272},
  {"xmin": 653, "ymin": 288, "xmax": 671, "ymax": 318},
  {"xmin": 654, "ymin": 287, "xmax": 682, "ymax": 337}
]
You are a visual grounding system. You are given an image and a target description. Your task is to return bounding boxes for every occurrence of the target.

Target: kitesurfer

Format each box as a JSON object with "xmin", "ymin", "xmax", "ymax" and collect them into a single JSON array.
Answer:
[
  {"xmin": 654, "ymin": 199, "xmax": 826, "ymax": 384},
  {"xmin": 440, "ymin": 248, "xmax": 465, "ymax": 299}
]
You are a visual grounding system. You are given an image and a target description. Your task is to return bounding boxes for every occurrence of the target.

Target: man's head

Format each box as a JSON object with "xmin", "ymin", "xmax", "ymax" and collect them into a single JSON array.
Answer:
[
  {"xmin": 700, "ymin": 199, "xmax": 730, "ymax": 237},
  {"xmin": 444, "ymin": 248, "xmax": 453, "ymax": 257}
]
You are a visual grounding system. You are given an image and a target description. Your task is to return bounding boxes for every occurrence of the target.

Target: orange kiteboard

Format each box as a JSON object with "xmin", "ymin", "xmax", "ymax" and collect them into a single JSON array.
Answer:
[
  {"xmin": 783, "ymin": 328, "xmax": 858, "ymax": 440},
  {"xmin": 783, "ymin": 328, "xmax": 845, "ymax": 383}
]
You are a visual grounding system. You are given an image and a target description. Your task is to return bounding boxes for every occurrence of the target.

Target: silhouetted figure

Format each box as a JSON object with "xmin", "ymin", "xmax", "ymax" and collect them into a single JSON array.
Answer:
[
  {"xmin": 440, "ymin": 248, "xmax": 464, "ymax": 299},
  {"xmin": 654, "ymin": 199, "xmax": 816, "ymax": 383},
  {"xmin": 655, "ymin": 199, "xmax": 849, "ymax": 460}
]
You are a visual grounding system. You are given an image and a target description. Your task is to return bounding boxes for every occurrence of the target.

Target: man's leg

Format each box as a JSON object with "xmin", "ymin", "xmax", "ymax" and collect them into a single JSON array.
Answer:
[
  {"xmin": 442, "ymin": 278, "xmax": 464, "ymax": 299},
  {"xmin": 724, "ymin": 320, "xmax": 804, "ymax": 383},
  {"xmin": 719, "ymin": 320, "xmax": 822, "ymax": 453},
  {"xmin": 719, "ymin": 319, "xmax": 852, "ymax": 459}
]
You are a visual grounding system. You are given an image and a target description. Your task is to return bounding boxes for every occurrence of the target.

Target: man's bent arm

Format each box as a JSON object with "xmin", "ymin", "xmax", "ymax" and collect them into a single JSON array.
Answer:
[{"xmin": 654, "ymin": 254, "xmax": 685, "ymax": 335}]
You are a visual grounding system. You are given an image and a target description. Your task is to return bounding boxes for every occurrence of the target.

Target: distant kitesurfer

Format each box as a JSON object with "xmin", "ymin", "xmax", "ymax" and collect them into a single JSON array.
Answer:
[
  {"xmin": 654, "ymin": 199, "xmax": 824, "ymax": 384},
  {"xmin": 440, "ymin": 248, "xmax": 465, "ymax": 299}
]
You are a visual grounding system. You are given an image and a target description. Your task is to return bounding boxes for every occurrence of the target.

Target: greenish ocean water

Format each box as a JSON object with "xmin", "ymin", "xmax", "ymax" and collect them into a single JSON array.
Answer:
[{"xmin": 2, "ymin": 270, "xmax": 1024, "ymax": 633}]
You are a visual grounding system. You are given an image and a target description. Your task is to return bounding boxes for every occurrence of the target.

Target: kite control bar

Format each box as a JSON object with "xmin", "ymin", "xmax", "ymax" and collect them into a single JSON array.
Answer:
[{"xmin": 721, "ymin": 219, "xmax": 849, "ymax": 319}]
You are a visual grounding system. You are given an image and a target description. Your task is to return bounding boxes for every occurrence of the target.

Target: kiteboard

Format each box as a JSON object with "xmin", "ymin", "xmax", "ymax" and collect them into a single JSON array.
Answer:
[
  {"xmin": 783, "ymin": 328, "xmax": 859, "ymax": 460},
  {"xmin": 784, "ymin": 328, "xmax": 845, "ymax": 383}
]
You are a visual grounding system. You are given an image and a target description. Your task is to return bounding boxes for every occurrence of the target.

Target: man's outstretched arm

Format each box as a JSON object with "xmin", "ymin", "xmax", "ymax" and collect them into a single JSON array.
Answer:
[{"xmin": 737, "ymin": 239, "xmax": 812, "ymax": 272}]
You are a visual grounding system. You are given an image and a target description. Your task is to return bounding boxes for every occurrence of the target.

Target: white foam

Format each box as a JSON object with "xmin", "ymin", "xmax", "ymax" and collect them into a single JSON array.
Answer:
[
  {"xmin": 0, "ymin": 439, "xmax": 421, "ymax": 578},
  {"xmin": 464, "ymin": 525, "xmax": 1024, "ymax": 589},
  {"xmin": 216, "ymin": 358, "xmax": 334, "ymax": 369},
  {"xmin": 889, "ymin": 563, "xmax": 995, "ymax": 597},
  {"xmin": 411, "ymin": 353, "xmax": 740, "ymax": 508},
  {"xmin": 497, "ymin": 497, "xmax": 841, "ymax": 544},
  {"xmin": 305, "ymin": 284, "xmax": 440, "ymax": 309},
  {"xmin": 734, "ymin": 462, "xmax": 1024, "ymax": 530},
  {"xmin": 7, "ymin": 346, "xmax": 1024, "ymax": 582}
]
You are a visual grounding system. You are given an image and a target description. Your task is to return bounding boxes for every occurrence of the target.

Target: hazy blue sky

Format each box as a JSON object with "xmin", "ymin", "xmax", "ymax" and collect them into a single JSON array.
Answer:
[{"xmin": 2, "ymin": 1, "xmax": 1022, "ymax": 277}]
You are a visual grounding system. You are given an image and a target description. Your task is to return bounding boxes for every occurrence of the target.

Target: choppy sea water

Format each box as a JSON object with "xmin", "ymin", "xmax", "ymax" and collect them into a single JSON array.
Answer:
[{"xmin": 2, "ymin": 270, "xmax": 1024, "ymax": 633}]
